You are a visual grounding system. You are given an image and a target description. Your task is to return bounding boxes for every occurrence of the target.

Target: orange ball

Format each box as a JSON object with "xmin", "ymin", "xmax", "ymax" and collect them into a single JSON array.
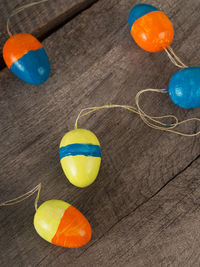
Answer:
[{"xmin": 129, "ymin": 4, "xmax": 174, "ymax": 52}]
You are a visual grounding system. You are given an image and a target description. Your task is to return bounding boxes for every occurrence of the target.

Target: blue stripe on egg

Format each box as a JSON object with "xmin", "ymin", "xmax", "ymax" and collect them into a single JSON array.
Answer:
[
  {"xmin": 128, "ymin": 3, "xmax": 159, "ymax": 30},
  {"xmin": 10, "ymin": 48, "xmax": 50, "ymax": 85},
  {"xmin": 59, "ymin": 143, "xmax": 101, "ymax": 160}
]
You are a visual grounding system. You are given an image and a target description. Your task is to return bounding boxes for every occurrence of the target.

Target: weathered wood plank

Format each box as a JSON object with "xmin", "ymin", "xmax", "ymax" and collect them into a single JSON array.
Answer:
[
  {"xmin": 0, "ymin": 0, "xmax": 199, "ymax": 266},
  {"xmin": 69, "ymin": 156, "xmax": 200, "ymax": 266},
  {"xmin": 0, "ymin": 0, "xmax": 97, "ymax": 68}
]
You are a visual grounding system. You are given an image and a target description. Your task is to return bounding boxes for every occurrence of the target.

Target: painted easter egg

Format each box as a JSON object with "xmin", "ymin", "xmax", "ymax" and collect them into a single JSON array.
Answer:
[
  {"xmin": 168, "ymin": 66, "xmax": 200, "ymax": 108},
  {"xmin": 128, "ymin": 4, "xmax": 174, "ymax": 52},
  {"xmin": 59, "ymin": 129, "xmax": 101, "ymax": 188},
  {"xmin": 3, "ymin": 33, "xmax": 50, "ymax": 85},
  {"xmin": 34, "ymin": 200, "xmax": 92, "ymax": 248}
]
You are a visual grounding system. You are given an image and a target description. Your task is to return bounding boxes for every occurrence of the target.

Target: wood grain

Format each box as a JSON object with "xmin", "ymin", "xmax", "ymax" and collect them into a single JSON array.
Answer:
[
  {"xmin": 70, "ymin": 156, "xmax": 200, "ymax": 267},
  {"xmin": 0, "ymin": 0, "xmax": 199, "ymax": 266}
]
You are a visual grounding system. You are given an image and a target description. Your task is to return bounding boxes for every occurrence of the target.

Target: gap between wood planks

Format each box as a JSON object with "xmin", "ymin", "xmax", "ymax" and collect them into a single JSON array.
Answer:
[
  {"xmin": 0, "ymin": 0, "xmax": 99, "ymax": 70},
  {"xmin": 76, "ymin": 153, "xmax": 200, "ymax": 258}
]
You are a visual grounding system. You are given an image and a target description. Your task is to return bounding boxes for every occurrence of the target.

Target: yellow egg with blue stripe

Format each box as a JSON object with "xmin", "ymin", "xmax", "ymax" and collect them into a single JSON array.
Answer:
[{"xmin": 59, "ymin": 129, "xmax": 101, "ymax": 187}]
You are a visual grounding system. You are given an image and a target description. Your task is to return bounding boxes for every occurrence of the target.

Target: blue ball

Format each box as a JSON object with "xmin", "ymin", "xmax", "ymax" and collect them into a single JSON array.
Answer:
[{"xmin": 168, "ymin": 67, "xmax": 200, "ymax": 108}]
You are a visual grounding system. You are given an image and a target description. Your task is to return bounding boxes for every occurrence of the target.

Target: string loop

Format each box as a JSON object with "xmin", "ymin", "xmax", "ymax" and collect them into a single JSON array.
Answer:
[
  {"xmin": 7, "ymin": 0, "xmax": 48, "ymax": 36},
  {"xmin": 0, "ymin": 183, "xmax": 41, "ymax": 211},
  {"xmin": 75, "ymin": 89, "xmax": 200, "ymax": 137},
  {"xmin": 164, "ymin": 46, "xmax": 188, "ymax": 69}
]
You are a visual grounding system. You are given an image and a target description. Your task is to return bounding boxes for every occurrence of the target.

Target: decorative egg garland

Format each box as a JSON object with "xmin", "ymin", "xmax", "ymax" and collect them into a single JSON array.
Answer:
[{"xmin": 0, "ymin": 2, "xmax": 199, "ymax": 249}]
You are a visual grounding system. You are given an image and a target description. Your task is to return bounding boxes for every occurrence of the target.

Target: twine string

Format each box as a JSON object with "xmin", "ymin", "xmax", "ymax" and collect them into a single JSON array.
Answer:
[
  {"xmin": 75, "ymin": 89, "xmax": 200, "ymax": 137},
  {"xmin": 164, "ymin": 46, "xmax": 188, "ymax": 69},
  {"xmin": 7, "ymin": 0, "xmax": 48, "ymax": 36},
  {"xmin": 0, "ymin": 183, "xmax": 42, "ymax": 211}
]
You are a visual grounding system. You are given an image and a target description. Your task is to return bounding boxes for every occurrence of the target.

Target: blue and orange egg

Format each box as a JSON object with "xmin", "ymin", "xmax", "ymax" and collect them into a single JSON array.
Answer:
[
  {"xmin": 3, "ymin": 33, "xmax": 50, "ymax": 85},
  {"xmin": 128, "ymin": 4, "xmax": 174, "ymax": 52}
]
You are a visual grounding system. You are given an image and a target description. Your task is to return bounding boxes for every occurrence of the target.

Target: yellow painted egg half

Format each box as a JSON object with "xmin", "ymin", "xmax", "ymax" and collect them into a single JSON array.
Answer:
[
  {"xmin": 34, "ymin": 200, "xmax": 92, "ymax": 248},
  {"xmin": 59, "ymin": 129, "xmax": 101, "ymax": 188}
]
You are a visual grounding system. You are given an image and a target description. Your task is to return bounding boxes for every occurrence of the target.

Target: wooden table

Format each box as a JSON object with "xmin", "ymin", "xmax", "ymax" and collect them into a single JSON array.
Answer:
[{"xmin": 0, "ymin": 0, "xmax": 199, "ymax": 266}]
